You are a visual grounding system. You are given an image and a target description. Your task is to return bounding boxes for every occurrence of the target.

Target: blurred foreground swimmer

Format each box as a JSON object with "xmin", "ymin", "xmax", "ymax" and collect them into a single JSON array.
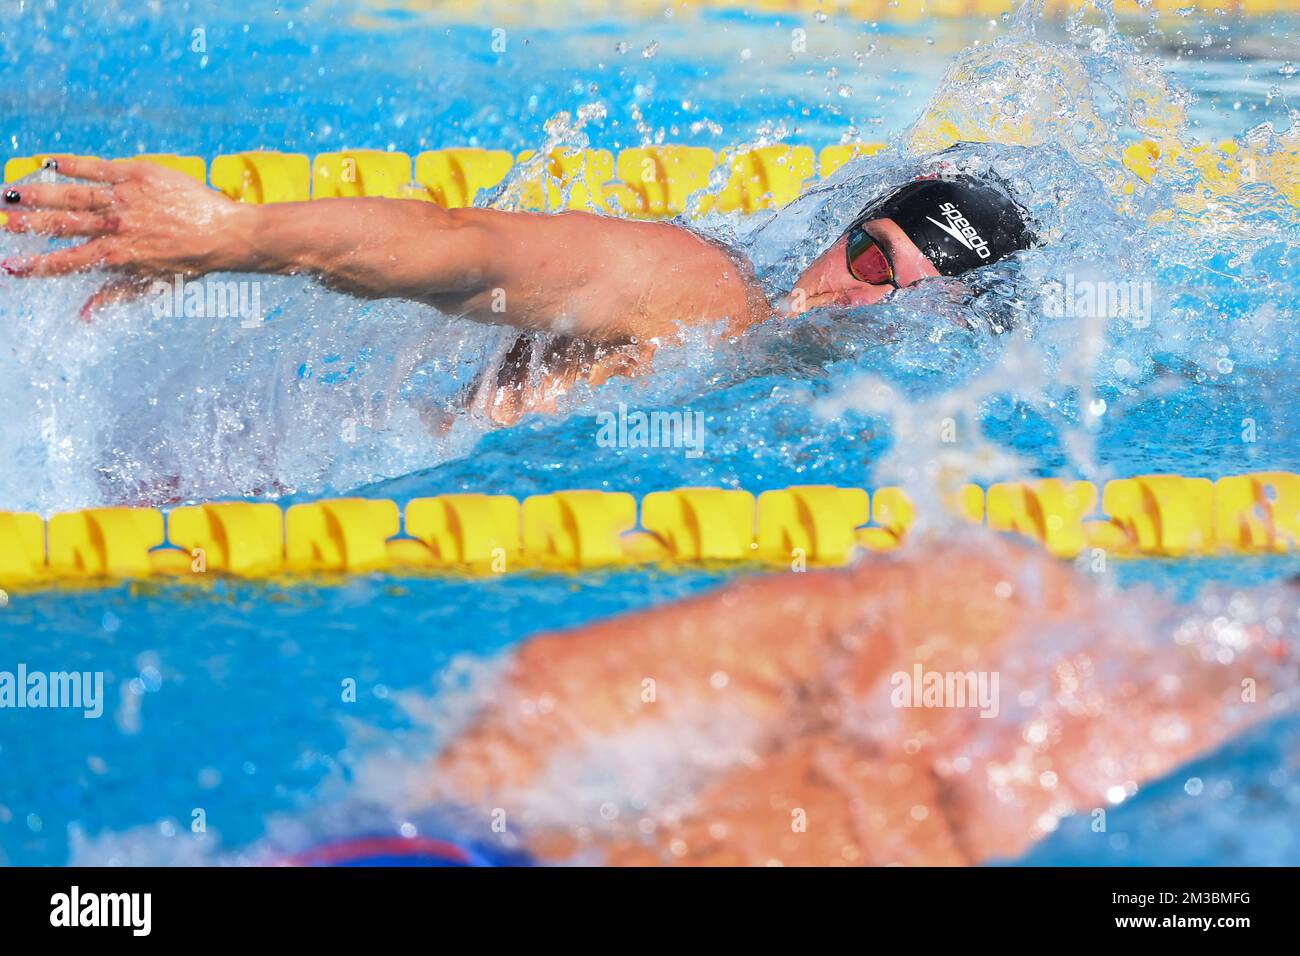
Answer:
[{"xmin": 427, "ymin": 534, "xmax": 1295, "ymax": 866}]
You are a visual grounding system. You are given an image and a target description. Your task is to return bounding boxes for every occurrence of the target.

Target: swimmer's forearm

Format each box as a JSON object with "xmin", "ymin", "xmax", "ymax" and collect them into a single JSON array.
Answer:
[{"xmin": 218, "ymin": 198, "xmax": 499, "ymax": 303}]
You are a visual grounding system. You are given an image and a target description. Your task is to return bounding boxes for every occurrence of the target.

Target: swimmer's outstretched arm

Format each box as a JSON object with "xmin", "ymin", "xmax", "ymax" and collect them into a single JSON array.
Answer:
[{"xmin": 2, "ymin": 157, "xmax": 762, "ymax": 337}]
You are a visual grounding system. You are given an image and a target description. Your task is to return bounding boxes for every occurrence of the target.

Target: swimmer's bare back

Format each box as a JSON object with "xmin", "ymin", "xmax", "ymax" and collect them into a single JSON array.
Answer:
[
  {"xmin": 433, "ymin": 536, "xmax": 1294, "ymax": 865},
  {"xmin": 2, "ymin": 157, "xmax": 767, "ymax": 344}
]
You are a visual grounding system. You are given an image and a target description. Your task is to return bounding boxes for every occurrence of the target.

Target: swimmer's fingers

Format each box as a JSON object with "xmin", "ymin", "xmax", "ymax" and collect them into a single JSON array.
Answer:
[
  {"xmin": 4, "ymin": 183, "xmax": 116, "ymax": 211},
  {"xmin": 79, "ymin": 276, "xmax": 153, "ymax": 323},
  {"xmin": 38, "ymin": 155, "xmax": 136, "ymax": 184},
  {"xmin": 3, "ymin": 210, "xmax": 117, "ymax": 238},
  {"xmin": 2, "ymin": 239, "xmax": 116, "ymax": 277}
]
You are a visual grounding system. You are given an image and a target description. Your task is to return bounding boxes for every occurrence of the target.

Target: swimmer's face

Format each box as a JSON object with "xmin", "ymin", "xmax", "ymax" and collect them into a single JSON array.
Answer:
[{"xmin": 785, "ymin": 218, "xmax": 941, "ymax": 316}]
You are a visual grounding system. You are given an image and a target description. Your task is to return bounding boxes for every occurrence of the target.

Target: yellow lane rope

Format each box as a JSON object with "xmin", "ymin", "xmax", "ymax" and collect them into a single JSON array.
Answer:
[
  {"xmin": 7, "ymin": 137, "xmax": 1295, "ymax": 215},
  {"xmin": 1, "ymin": 473, "xmax": 1297, "ymax": 589}
]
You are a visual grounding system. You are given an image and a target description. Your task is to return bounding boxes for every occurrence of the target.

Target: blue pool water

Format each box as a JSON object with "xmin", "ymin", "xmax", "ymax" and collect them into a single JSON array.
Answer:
[{"xmin": 1, "ymin": 1, "xmax": 1299, "ymax": 866}]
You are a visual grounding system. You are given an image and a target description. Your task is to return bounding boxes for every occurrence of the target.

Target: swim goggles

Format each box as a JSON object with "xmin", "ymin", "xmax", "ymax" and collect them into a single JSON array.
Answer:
[{"xmin": 844, "ymin": 223, "xmax": 899, "ymax": 289}]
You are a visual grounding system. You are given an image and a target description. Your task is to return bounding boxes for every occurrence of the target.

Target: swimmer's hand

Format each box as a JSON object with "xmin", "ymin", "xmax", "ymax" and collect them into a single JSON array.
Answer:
[{"xmin": 1, "ymin": 156, "xmax": 253, "ymax": 321}]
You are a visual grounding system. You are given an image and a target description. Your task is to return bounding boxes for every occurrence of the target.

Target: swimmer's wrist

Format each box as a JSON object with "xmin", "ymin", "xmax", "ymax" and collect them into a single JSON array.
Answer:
[
  {"xmin": 212, "ymin": 201, "xmax": 351, "ymax": 278},
  {"xmin": 209, "ymin": 201, "xmax": 270, "ymax": 274}
]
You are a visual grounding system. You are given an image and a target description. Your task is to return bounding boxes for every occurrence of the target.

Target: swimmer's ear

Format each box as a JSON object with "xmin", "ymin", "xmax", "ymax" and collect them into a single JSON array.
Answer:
[{"xmin": 80, "ymin": 276, "xmax": 153, "ymax": 323}]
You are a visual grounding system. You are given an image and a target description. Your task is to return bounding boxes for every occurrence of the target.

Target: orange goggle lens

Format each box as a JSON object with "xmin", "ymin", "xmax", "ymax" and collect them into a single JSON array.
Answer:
[{"xmin": 845, "ymin": 228, "xmax": 898, "ymax": 288}]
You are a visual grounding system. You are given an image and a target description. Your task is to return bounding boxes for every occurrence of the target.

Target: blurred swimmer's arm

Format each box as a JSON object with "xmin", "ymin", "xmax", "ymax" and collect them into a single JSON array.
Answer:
[
  {"xmin": 929, "ymin": 601, "xmax": 1293, "ymax": 865},
  {"xmin": 435, "ymin": 539, "xmax": 1294, "ymax": 865},
  {"xmin": 3, "ymin": 157, "xmax": 765, "ymax": 339},
  {"xmin": 433, "ymin": 542, "xmax": 1058, "ymax": 809},
  {"xmin": 432, "ymin": 546, "xmax": 1022, "ymax": 864},
  {"xmin": 433, "ymin": 566, "xmax": 873, "ymax": 803}
]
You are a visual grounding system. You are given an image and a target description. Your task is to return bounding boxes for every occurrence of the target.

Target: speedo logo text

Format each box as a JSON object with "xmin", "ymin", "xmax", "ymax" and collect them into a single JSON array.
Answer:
[{"xmin": 928, "ymin": 201, "xmax": 991, "ymax": 259}]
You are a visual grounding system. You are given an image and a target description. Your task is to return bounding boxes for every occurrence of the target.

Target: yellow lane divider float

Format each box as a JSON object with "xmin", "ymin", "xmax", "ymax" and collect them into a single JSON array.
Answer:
[
  {"xmin": 1, "ymin": 473, "xmax": 1298, "ymax": 589},
  {"xmin": 7, "ymin": 135, "xmax": 1293, "ymax": 215},
  {"xmin": 2, "ymin": 145, "xmax": 837, "ymax": 215}
]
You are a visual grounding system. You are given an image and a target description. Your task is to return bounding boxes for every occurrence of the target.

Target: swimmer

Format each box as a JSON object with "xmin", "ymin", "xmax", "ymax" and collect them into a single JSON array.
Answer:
[
  {"xmin": 427, "ymin": 535, "xmax": 1295, "ymax": 866},
  {"xmin": 1, "ymin": 153, "xmax": 1034, "ymax": 424}
]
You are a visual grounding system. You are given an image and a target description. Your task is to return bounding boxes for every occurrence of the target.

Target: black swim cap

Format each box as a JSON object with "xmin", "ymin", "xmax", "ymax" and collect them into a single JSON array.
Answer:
[{"xmin": 853, "ymin": 175, "xmax": 1035, "ymax": 278}]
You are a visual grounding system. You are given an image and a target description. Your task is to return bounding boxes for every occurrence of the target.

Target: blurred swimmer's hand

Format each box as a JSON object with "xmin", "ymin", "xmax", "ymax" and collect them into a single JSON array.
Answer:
[
  {"xmin": 434, "ymin": 536, "xmax": 1295, "ymax": 865},
  {"xmin": 1, "ymin": 157, "xmax": 251, "ymax": 321}
]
